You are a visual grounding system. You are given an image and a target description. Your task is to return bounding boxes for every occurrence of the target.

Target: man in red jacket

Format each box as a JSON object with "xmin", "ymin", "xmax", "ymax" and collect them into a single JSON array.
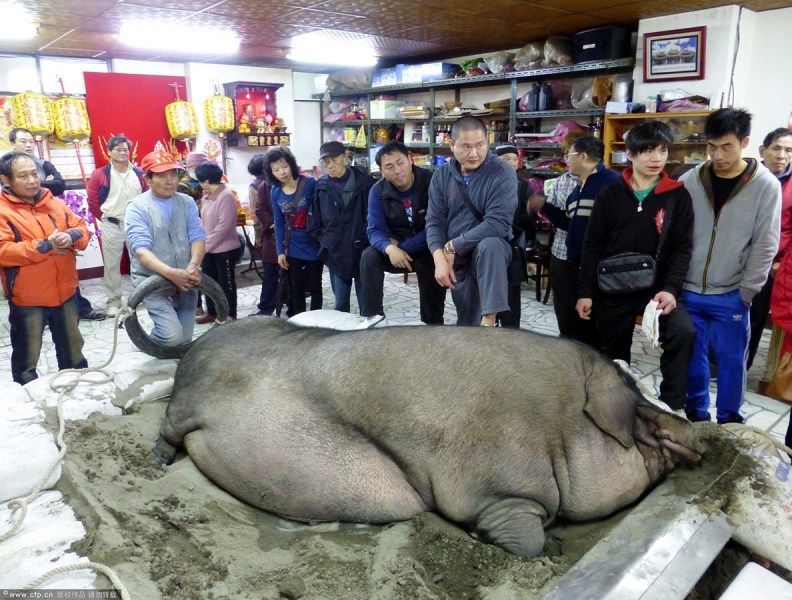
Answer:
[{"xmin": 0, "ymin": 152, "xmax": 91, "ymax": 384}]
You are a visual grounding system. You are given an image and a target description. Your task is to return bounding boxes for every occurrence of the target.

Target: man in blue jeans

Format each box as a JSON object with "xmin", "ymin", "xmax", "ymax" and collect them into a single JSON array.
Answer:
[
  {"xmin": 125, "ymin": 151, "xmax": 206, "ymax": 347},
  {"xmin": 309, "ymin": 141, "xmax": 375, "ymax": 313},
  {"xmin": 680, "ymin": 108, "xmax": 781, "ymax": 424}
]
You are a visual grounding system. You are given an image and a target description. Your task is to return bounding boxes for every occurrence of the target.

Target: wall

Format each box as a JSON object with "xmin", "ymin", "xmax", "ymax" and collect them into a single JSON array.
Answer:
[
  {"xmin": 632, "ymin": 5, "xmax": 792, "ymax": 159},
  {"xmin": 743, "ymin": 7, "xmax": 792, "ymax": 157}
]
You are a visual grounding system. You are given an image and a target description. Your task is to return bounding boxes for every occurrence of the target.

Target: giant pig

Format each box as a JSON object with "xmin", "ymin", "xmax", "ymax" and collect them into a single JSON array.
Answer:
[{"xmin": 157, "ymin": 318, "xmax": 703, "ymax": 557}]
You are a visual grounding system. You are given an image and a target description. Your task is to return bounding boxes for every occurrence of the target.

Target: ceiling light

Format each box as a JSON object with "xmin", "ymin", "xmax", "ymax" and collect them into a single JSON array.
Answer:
[
  {"xmin": 120, "ymin": 21, "xmax": 239, "ymax": 54},
  {"xmin": 287, "ymin": 31, "xmax": 377, "ymax": 67},
  {"xmin": 0, "ymin": 2, "xmax": 37, "ymax": 40}
]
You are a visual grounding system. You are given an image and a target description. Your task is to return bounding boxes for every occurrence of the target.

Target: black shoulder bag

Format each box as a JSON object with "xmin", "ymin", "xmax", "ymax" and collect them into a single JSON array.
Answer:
[
  {"xmin": 456, "ymin": 182, "xmax": 526, "ymax": 285},
  {"xmin": 596, "ymin": 198, "xmax": 675, "ymax": 295}
]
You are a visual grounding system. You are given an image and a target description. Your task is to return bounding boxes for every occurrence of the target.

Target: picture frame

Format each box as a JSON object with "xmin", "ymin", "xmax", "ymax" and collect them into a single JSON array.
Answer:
[{"xmin": 643, "ymin": 26, "xmax": 706, "ymax": 83}]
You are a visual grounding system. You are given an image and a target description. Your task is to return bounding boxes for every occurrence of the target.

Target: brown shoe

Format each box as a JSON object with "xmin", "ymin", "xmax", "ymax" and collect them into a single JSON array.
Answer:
[{"xmin": 195, "ymin": 314, "xmax": 216, "ymax": 325}]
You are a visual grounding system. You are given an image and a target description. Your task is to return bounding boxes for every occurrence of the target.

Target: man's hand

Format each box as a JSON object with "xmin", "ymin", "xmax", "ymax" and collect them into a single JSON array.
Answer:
[
  {"xmin": 433, "ymin": 249, "xmax": 456, "ymax": 289},
  {"xmin": 527, "ymin": 194, "xmax": 546, "ymax": 215},
  {"xmin": 653, "ymin": 291, "xmax": 677, "ymax": 315},
  {"xmin": 277, "ymin": 253, "xmax": 289, "ymax": 270},
  {"xmin": 167, "ymin": 265, "xmax": 201, "ymax": 293},
  {"xmin": 48, "ymin": 229, "xmax": 73, "ymax": 254},
  {"xmin": 576, "ymin": 297, "xmax": 593, "ymax": 320},
  {"xmin": 385, "ymin": 244, "xmax": 413, "ymax": 271}
]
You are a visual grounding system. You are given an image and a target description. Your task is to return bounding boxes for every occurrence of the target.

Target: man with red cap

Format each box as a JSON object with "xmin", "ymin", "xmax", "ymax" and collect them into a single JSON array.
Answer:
[{"xmin": 125, "ymin": 150, "xmax": 206, "ymax": 348}]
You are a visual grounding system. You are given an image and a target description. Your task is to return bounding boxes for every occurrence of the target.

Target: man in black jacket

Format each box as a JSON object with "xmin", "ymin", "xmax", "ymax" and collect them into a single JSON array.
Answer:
[
  {"xmin": 576, "ymin": 120, "xmax": 697, "ymax": 412},
  {"xmin": 360, "ymin": 142, "xmax": 446, "ymax": 324},
  {"xmin": 308, "ymin": 141, "xmax": 375, "ymax": 313}
]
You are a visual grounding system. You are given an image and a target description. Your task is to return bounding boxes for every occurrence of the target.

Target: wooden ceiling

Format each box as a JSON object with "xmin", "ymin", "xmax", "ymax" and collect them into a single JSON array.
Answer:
[{"xmin": 1, "ymin": 0, "xmax": 790, "ymax": 71}]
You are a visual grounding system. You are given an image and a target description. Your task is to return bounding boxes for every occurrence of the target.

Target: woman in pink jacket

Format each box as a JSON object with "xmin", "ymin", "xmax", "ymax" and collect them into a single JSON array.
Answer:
[{"xmin": 195, "ymin": 162, "xmax": 241, "ymax": 322}]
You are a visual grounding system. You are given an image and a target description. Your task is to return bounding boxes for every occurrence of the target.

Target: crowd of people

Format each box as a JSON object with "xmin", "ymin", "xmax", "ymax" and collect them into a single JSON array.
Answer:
[{"xmin": 0, "ymin": 110, "xmax": 790, "ymax": 450}]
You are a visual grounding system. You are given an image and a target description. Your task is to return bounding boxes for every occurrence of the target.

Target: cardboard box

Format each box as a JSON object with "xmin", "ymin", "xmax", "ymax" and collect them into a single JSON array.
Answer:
[
  {"xmin": 396, "ymin": 63, "xmax": 423, "ymax": 84},
  {"xmin": 372, "ymin": 68, "xmax": 398, "ymax": 87},
  {"xmin": 421, "ymin": 62, "xmax": 460, "ymax": 82},
  {"xmin": 605, "ymin": 101, "xmax": 633, "ymax": 114},
  {"xmin": 370, "ymin": 100, "xmax": 406, "ymax": 119}
]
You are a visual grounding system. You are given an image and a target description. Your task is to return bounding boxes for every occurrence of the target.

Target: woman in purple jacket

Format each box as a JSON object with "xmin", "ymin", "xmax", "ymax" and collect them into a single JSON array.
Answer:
[{"xmin": 195, "ymin": 162, "xmax": 241, "ymax": 323}]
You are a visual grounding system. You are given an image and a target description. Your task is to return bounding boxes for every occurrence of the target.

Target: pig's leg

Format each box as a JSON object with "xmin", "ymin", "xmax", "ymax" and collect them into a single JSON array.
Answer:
[{"xmin": 472, "ymin": 498, "xmax": 548, "ymax": 557}]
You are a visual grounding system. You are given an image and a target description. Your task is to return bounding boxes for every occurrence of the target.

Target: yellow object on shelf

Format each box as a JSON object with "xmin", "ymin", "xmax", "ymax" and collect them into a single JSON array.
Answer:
[
  {"xmin": 52, "ymin": 97, "xmax": 91, "ymax": 141},
  {"xmin": 354, "ymin": 125, "xmax": 366, "ymax": 148},
  {"xmin": 204, "ymin": 95, "xmax": 234, "ymax": 136},
  {"xmin": 12, "ymin": 92, "xmax": 54, "ymax": 136},
  {"xmin": 165, "ymin": 100, "xmax": 199, "ymax": 140}
]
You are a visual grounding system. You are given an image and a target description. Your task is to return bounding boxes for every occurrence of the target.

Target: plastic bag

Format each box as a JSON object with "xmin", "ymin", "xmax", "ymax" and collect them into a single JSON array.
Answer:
[
  {"xmin": 570, "ymin": 77, "xmax": 595, "ymax": 109},
  {"xmin": 484, "ymin": 52, "xmax": 515, "ymax": 74},
  {"xmin": 326, "ymin": 68, "xmax": 374, "ymax": 92},
  {"xmin": 514, "ymin": 41, "xmax": 544, "ymax": 71},
  {"xmin": 537, "ymin": 120, "xmax": 587, "ymax": 144},
  {"xmin": 544, "ymin": 37, "xmax": 573, "ymax": 66}
]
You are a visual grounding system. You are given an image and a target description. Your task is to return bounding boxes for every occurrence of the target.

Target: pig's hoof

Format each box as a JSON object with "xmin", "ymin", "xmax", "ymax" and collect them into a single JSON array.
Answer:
[
  {"xmin": 153, "ymin": 434, "xmax": 178, "ymax": 466},
  {"xmin": 474, "ymin": 498, "xmax": 547, "ymax": 557}
]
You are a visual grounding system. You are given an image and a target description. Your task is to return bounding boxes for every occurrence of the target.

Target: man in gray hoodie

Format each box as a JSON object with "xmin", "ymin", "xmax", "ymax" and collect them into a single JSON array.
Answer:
[
  {"xmin": 426, "ymin": 117, "xmax": 516, "ymax": 326},
  {"xmin": 680, "ymin": 108, "xmax": 781, "ymax": 424}
]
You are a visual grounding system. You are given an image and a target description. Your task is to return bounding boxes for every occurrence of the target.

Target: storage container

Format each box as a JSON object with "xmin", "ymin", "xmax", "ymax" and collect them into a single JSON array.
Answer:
[
  {"xmin": 369, "ymin": 100, "xmax": 406, "ymax": 119},
  {"xmin": 396, "ymin": 64, "xmax": 423, "ymax": 84},
  {"xmin": 372, "ymin": 68, "xmax": 398, "ymax": 87},
  {"xmin": 421, "ymin": 62, "xmax": 460, "ymax": 82},
  {"xmin": 573, "ymin": 26, "xmax": 632, "ymax": 64}
]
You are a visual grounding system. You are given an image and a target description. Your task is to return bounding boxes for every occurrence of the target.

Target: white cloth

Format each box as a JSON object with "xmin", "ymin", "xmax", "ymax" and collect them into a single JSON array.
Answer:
[
  {"xmin": 101, "ymin": 163, "xmax": 142, "ymax": 218},
  {"xmin": 641, "ymin": 300, "xmax": 661, "ymax": 348}
]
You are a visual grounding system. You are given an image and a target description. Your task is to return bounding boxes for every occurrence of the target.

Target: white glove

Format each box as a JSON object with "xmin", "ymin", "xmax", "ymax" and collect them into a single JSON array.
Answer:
[{"xmin": 641, "ymin": 300, "xmax": 661, "ymax": 348}]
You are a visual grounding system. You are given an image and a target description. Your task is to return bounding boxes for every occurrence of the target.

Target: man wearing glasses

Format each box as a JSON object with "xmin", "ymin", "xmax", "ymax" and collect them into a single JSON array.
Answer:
[
  {"xmin": 529, "ymin": 136, "xmax": 619, "ymax": 346},
  {"xmin": 87, "ymin": 134, "xmax": 147, "ymax": 316},
  {"xmin": 308, "ymin": 141, "xmax": 375, "ymax": 313},
  {"xmin": 425, "ymin": 116, "xmax": 516, "ymax": 326}
]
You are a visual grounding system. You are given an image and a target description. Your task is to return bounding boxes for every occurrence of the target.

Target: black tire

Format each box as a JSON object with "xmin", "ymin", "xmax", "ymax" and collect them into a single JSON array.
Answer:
[{"xmin": 125, "ymin": 274, "xmax": 230, "ymax": 359}]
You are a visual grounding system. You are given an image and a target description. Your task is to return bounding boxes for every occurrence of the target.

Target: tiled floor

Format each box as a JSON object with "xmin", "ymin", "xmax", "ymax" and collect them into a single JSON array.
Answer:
[{"xmin": 1, "ymin": 267, "xmax": 790, "ymax": 445}]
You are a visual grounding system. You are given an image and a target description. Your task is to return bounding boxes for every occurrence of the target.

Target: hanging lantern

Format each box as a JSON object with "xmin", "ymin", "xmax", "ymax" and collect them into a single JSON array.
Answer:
[
  {"xmin": 11, "ymin": 92, "xmax": 54, "ymax": 137},
  {"xmin": 204, "ymin": 95, "xmax": 234, "ymax": 137},
  {"xmin": 52, "ymin": 97, "xmax": 91, "ymax": 142},
  {"xmin": 165, "ymin": 100, "xmax": 199, "ymax": 140}
]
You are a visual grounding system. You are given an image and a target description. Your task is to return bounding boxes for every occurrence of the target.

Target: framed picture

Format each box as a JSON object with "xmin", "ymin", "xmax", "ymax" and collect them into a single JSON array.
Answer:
[{"xmin": 643, "ymin": 26, "xmax": 706, "ymax": 82}]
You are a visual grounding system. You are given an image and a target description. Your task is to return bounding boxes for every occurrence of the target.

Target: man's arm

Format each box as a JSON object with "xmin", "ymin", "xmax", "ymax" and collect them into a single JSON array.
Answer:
[
  {"xmin": 306, "ymin": 187, "xmax": 325, "ymax": 246},
  {"xmin": 86, "ymin": 169, "xmax": 103, "ymax": 221},
  {"xmin": 425, "ymin": 171, "xmax": 449, "ymax": 254},
  {"xmin": 659, "ymin": 190, "xmax": 694, "ymax": 299},
  {"xmin": 366, "ymin": 186, "xmax": 393, "ymax": 253},
  {"xmin": 451, "ymin": 168, "xmax": 516, "ymax": 255},
  {"xmin": 576, "ymin": 193, "xmax": 609, "ymax": 300},
  {"xmin": 741, "ymin": 177, "xmax": 782, "ymax": 303},
  {"xmin": 41, "ymin": 161, "xmax": 66, "ymax": 197}
]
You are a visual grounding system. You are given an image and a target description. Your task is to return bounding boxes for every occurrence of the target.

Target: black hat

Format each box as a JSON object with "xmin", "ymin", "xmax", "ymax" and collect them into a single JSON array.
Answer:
[
  {"xmin": 319, "ymin": 141, "xmax": 345, "ymax": 159},
  {"xmin": 495, "ymin": 144, "xmax": 519, "ymax": 156}
]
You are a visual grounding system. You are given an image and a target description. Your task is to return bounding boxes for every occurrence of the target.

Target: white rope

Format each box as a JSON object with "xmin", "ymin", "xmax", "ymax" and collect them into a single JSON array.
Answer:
[{"xmin": 2, "ymin": 306, "xmax": 134, "ymax": 599}]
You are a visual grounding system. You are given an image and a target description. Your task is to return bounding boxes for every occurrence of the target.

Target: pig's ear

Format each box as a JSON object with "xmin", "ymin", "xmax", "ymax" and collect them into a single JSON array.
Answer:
[{"xmin": 583, "ymin": 365, "xmax": 637, "ymax": 449}]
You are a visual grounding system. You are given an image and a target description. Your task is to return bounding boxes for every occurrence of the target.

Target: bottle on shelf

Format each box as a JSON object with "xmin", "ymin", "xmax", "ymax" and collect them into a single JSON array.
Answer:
[
  {"xmin": 539, "ymin": 82, "xmax": 553, "ymax": 111},
  {"xmin": 525, "ymin": 82, "xmax": 540, "ymax": 112}
]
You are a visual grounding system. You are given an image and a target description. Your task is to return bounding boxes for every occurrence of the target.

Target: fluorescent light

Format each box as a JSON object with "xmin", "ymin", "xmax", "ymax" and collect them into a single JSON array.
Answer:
[
  {"xmin": 287, "ymin": 31, "xmax": 377, "ymax": 67},
  {"xmin": 287, "ymin": 48, "xmax": 377, "ymax": 67},
  {"xmin": 120, "ymin": 21, "xmax": 239, "ymax": 54},
  {"xmin": 0, "ymin": 2, "xmax": 37, "ymax": 40}
]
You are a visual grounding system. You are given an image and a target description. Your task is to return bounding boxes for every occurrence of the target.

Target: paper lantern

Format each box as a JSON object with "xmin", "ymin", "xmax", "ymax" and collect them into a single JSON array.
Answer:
[
  {"xmin": 52, "ymin": 97, "xmax": 91, "ymax": 142},
  {"xmin": 12, "ymin": 92, "xmax": 54, "ymax": 137},
  {"xmin": 165, "ymin": 100, "xmax": 199, "ymax": 140},
  {"xmin": 204, "ymin": 95, "xmax": 234, "ymax": 136}
]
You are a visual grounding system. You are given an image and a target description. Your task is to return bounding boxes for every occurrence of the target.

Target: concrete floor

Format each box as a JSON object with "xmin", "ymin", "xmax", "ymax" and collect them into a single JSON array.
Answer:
[{"xmin": 1, "ymin": 267, "xmax": 789, "ymax": 445}]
